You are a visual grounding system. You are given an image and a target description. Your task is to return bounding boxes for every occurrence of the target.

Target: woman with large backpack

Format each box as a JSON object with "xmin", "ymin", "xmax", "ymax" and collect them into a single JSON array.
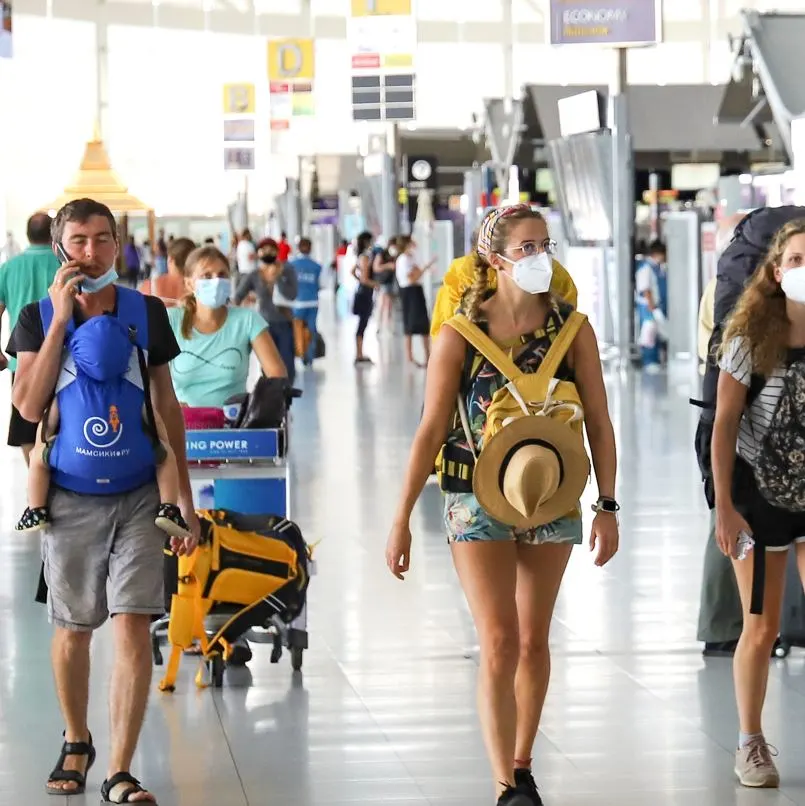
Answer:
[
  {"xmin": 712, "ymin": 219, "xmax": 805, "ymax": 789},
  {"xmin": 385, "ymin": 204, "xmax": 619, "ymax": 806}
]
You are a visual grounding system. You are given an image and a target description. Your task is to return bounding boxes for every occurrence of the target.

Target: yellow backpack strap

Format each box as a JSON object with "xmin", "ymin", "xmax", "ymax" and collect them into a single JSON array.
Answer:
[
  {"xmin": 534, "ymin": 311, "xmax": 587, "ymax": 384},
  {"xmin": 445, "ymin": 314, "xmax": 524, "ymax": 382}
]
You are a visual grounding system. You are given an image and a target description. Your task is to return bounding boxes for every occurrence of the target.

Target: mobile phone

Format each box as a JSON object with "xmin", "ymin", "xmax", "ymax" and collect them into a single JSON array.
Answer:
[{"xmin": 54, "ymin": 242, "xmax": 82, "ymax": 293}]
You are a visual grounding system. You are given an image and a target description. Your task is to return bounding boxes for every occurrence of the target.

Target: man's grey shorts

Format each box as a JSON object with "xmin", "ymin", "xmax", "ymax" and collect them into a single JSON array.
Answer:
[{"xmin": 41, "ymin": 484, "xmax": 165, "ymax": 631}]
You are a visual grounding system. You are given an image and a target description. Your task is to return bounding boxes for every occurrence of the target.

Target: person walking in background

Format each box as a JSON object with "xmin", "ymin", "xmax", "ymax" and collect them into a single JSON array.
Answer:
[
  {"xmin": 278, "ymin": 231, "xmax": 292, "ymax": 263},
  {"xmin": 154, "ymin": 228, "xmax": 168, "ymax": 277},
  {"xmin": 2, "ymin": 230, "xmax": 21, "ymax": 262},
  {"xmin": 236, "ymin": 228, "xmax": 257, "ymax": 276},
  {"xmin": 291, "ymin": 237, "xmax": 323, "ymax": 367},
  {"xmin": 635, "ymin": 240, "xmax": 668, "ymax": 373},
  {"xmin": 352, "ymin": 230, "xmax": 377, "ymax": 365},
  {"xmin": 140, "ymin": 237, "xmax": 196, "ymax": 308},
  {"xmin": 122, "ymin": 236, "xmax": 141, "ymax": 287},
  {"xmin": 395, "ymin": 235, "xmax": 434, "ymax": 367},
  {"xmin": 374, "ymin": 238, "xmax": 399, "ymax": 333},
  {"xmin": 697, "ymin": 213, "xmax": 747, "ymax": 656},
  {"xmin": 333, "ymin": 238, "xmax": 348, "ymax": 314},
  {"xmin": 234, "ymin": 238, "xmax": 298, "ymax": 383},
  {"xmin": 0, "ymin": 211, "xmax": 60, "ymax": 464}
]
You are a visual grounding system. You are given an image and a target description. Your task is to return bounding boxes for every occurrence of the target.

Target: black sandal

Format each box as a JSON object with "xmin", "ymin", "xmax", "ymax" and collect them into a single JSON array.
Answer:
[
  {"xmin": 45, "ymin": 732, "xmax": 96, "ymax": 796},
  {"xmin": 101, "ymin": 771, "xmax": 158, "ymax": 804}
]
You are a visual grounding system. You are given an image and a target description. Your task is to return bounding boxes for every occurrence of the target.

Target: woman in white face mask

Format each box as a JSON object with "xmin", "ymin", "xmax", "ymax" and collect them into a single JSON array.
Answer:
[
  {"xmin": 165, "ymin": 246, "xmax": 286, "ymax": 410},
  {"xmin": 713, "ymin": 220, "xmax": 805, "ymax": 790},
  {"xmin": 385, "ymin": 204, "xmax": 618, "ymax": 806}
]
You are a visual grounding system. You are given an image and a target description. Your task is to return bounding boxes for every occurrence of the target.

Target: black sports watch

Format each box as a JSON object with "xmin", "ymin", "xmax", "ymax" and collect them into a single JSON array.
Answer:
[{"xmin": 591, "ymin": 497, "xmax": 620, "ymax": 516}]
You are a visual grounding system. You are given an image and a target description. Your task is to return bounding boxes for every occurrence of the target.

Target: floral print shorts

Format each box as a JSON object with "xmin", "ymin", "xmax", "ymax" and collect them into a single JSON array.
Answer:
[{"xmin": 443, "ymin": 492, "xmax": 583, "ymax": 545}]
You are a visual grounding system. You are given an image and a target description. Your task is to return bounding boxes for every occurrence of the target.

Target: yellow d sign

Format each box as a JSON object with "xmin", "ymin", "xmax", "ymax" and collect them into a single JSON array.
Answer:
[
  {"xmin": 268, "ymin": 38, "xmax": 315, "ymax": 82},
  {"xmin": 350, "ymin": 0, "xmax": 412, "ymax": 16}
]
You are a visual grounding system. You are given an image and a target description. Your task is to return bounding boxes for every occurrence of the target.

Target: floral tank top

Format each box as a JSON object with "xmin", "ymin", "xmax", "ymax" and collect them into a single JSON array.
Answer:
[{"xmin": 446, "ymin": 300, "xmax": 576, "ymax": 455}]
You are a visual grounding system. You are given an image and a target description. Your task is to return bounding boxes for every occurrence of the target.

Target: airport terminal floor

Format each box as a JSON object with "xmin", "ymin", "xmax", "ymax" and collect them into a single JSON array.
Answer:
[{"xmin": 3, "ymin": 306, "xmax": 805, "ymax": 806}]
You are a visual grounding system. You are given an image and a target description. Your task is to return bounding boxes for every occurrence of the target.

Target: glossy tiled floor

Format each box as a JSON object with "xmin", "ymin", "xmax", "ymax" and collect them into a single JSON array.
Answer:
[{"xmin": 3, "ymin": 300, "xmax": 805, "ymax": 806}]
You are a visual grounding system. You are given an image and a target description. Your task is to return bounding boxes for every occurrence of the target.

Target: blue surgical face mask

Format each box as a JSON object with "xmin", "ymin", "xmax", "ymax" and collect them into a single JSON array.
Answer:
[
  {"xmin": 195, "ymin": 277, "xmax": 230, "ymax": 309},
  {"xmin": 80, "ymin": 266, "xmax": 119, "ymax": 294}
]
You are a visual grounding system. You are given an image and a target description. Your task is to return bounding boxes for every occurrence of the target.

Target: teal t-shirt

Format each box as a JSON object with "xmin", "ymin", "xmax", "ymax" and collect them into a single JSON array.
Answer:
[
  {"xmin": 167, "ymin": 305, "xmax": 269, "ymax": 407},
  {"xmin": 0, "ymin": 245, "xmax": 61, "ymax": 371}
]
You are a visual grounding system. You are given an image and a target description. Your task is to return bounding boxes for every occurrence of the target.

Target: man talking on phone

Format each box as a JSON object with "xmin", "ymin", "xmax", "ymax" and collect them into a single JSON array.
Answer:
[{"xmin": 7, "ymin": 197, "xmax": 199, "ymax": 805}]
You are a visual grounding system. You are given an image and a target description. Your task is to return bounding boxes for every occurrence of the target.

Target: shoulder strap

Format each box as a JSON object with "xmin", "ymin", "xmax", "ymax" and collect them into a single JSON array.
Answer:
[
  {"xmin": 117, "ymin": 288, "xmax": 159, "ymax": 445},
  {"xmin": 39, "ymin": 296, "xmax": 76, "ymax": 339},
  {"xmin": 534, "ymin": 311, "xmax": 587, "ymax": 384},
  {"xmin": 115, "ymin": 287, "xmax": 149, "ymax": 348},
  {"xmin": 39, "ymin": 297, "xmax": 54, "ymax": 336},
  {"xmin": 446, "ymin": 314, "xmax": 523, "ymax": 382}
]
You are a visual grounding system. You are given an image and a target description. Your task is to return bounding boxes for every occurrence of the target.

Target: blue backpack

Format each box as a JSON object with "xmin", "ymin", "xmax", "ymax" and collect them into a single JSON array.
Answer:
[{"xmin": 40, "ymin": 286, "xmax": 160, "ymax": 496}]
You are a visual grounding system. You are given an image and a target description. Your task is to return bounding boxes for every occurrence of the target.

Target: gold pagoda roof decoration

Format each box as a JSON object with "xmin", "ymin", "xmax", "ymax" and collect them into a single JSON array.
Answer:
[{"xmin": 45, "ymin": 136, "xmax": 152, "ymax": 214}]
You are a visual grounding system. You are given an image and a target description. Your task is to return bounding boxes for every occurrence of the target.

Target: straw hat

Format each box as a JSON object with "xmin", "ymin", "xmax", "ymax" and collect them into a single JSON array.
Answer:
[{"xmin": 473, "ymin": 415, "xmax": 590, "ymax": 528}]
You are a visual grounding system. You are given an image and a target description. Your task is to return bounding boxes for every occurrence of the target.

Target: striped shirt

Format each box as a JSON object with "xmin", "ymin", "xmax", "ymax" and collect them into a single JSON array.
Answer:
[{"xmin": 718, "ymin": 336, "xmax": 785, "ymax": 463}]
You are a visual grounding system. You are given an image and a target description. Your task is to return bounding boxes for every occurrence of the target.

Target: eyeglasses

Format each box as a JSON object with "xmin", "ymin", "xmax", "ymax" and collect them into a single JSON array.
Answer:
[{"xmin": 509, "ymin": 239, "xmax": 557, "ymax": 257}]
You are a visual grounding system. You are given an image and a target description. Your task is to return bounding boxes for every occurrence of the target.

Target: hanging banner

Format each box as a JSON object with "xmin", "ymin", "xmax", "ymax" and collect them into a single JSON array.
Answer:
[
  {"xmin": 548, "ymin": 0, "xmax": 663, "ymax": 47},
  {"xmin": 268, "ymin": 38, "xmax": 315, "ymax": 82},
  {"xmin": 223, "ymin": 148, "xmax": 255, "ymax": 171},
  {"xmin": 222, "ymin": 83, "xmax": 256, "ymax": 115},
  {"xmin": 268, "ymin": 38, "xmax": 315, "ymax": 130},
  {"xmin": 222, "ymin": 83, "xmax": 256, "ymax": 171},
  {"xmin": 351, "ymin": 0, "xmax": 412, "ymax": 16},
  {"xmin": 347, "ymin": 15, "xmax": 416, "ymax": 71},
  {"xmin": 0, "ymin": 1, "xmax": 12, "ymax": 59}
]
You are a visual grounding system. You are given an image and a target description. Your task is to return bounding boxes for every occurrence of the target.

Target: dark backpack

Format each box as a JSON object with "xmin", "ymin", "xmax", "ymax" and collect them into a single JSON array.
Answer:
[
  {"xmin": 693, "ymin": 205, "xmax": 805, "ymax": 507},
  {"xmin": 753, "ymin": 356, "xmax": 805, "ymax": 511}
]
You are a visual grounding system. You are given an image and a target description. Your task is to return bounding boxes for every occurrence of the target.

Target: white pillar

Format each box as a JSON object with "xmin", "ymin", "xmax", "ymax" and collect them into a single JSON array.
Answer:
[
  {"xmin": 609, "ymin": 47, "xmax": 634, "ymax": 359},
  {"xmin": 96, "ymin": 0, "xmax": 109, "ymax": 140}
]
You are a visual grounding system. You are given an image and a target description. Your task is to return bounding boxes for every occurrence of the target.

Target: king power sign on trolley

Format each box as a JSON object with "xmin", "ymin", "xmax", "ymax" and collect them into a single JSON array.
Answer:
[{"xmin": 549, "ymin": 1, "xmax": 662, "ymax": 47}]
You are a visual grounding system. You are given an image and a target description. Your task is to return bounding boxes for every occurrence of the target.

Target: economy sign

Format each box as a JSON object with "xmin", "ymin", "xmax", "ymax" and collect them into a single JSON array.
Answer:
[{"xmin": 549, "ymin": 1, "xmax": 662, "ymax": 47}]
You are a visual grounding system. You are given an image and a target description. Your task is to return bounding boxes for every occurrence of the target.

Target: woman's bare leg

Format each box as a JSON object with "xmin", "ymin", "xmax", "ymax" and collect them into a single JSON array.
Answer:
[
  {"xmin": 731, "ymin": 550, "xmax": 788, "ymax": 735},
  {"xmin": 513, "ymin": 543, "xmax": 573, "ymax": 765},
  {"xmin": 451, "ymin": 541, "xmax": 519, "ymax": 798}
]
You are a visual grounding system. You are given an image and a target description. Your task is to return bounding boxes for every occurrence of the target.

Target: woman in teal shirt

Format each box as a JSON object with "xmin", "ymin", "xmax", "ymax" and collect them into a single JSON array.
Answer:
[
  {"xmin": 167, "ymin": 245, "xmax": 286, "ymax": 407},
  {"xmin": 167, "ymin": 245, "xmax": 286, "ymax": 666}
]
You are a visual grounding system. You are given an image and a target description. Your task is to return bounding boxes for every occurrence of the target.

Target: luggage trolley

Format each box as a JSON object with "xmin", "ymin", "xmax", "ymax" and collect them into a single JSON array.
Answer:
[{"xmin": 151, "ymin": 415, "xmax": 311, "ymax": 684}]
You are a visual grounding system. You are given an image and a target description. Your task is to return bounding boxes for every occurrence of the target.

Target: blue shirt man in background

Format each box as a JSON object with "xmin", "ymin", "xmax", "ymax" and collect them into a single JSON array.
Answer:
[
  {"xmin": 0, "ymin": 211, "xmax": 61, "ymax": 462},
  {"xmin": 291, "ymin": 237, "xmax": 323, "ymax": 367}
]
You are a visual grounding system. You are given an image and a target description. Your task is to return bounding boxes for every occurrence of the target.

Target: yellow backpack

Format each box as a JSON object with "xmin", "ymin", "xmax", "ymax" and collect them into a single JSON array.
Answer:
[
  {"xmin": 156, "ymin": 509, "xmax": 310, "ymax": 692},
  {"xmin": 438, "ymin": 310, "xmax": 589, "ymax": 516}
]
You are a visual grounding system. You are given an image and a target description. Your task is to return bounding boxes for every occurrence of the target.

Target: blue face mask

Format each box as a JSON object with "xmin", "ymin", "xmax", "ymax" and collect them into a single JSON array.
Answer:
[
  {"xmin": 81, "ymin": 266, "xmax": 119, "ymax": 294},
  {"xmin": 195, "ymin": 277, "xmax": 230, "ymax": 309}
]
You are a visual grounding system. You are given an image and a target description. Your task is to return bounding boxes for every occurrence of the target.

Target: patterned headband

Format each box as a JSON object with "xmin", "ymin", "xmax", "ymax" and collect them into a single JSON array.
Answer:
[{"xmin": 476, "ymin": 203, "xmax": 533, "ymax": 258}]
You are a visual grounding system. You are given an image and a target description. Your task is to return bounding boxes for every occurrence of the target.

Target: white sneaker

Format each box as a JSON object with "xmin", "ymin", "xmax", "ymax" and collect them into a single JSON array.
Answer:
[{"xmin": 735, "ymin": 737, "xmax": 780, "ymax": 788}]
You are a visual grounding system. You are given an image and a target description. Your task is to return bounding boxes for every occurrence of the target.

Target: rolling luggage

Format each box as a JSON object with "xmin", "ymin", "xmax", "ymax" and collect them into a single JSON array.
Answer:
[
  {"xmin": 775, "ymin": 549, "xmax": 805, "ymax": 658},
  {"xmin": 153, "ymin": 509, "xmax": 312, "ymax": 690}
]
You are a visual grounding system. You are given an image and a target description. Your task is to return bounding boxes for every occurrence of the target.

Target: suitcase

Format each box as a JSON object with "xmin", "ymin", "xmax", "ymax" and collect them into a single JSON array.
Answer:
[{"xmin": 775, "ymin": 549, "xmax": 805, "ymax": 658}]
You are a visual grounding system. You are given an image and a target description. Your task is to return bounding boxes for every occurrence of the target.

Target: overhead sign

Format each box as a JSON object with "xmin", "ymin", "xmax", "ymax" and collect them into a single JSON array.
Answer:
[
  {"xmin": 222, "ymin": 83, "xmax": 255, "ymax": 115},
  {"xmin": 351, "ymin": 73, "xmax": 416, "ymax": 122},
  {"xmin": 351, "ymin": 0, "xmax": 411, "ymax": 16},
  {"xmin": 548, "ymin": 0, "xmax": 662, "ymax": 47},
  {"xmin": 268, "ymin": 38, "xmax": 315, "ymax": 82},
  {"xmin": 557, "ymin": 90, "xmax": 604, "ymax": 137},
  {"xmin": 268, "ymin": 38, "xmax": 315, "ymax": 131},
  {"xmin": 347, "ymin": 15, "xmax": 416, "ymax": 71}
]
